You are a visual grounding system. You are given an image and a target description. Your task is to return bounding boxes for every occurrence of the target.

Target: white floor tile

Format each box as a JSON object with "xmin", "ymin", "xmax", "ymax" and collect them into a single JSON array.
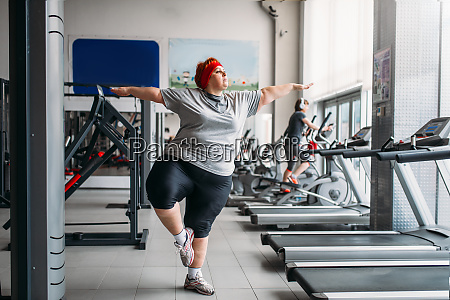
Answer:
[
  {"xmin": 234, "ymin": 251, "xmax": 271, "ymax": 267},
  {"xmin": 215, "ymin": 288, "xmax": 257, "ymax": 300},
  {"xmin": 65, "ymin": 289, "xmax": 97, "ymax": 300},
  {"xmin": 206, "ymin": 238, "xmax": 233, "ymax": 253},
  {"xmin": 227, "ymin": 238, "xmax": 258, "ymax": 252},
  {"xmin": 67, "ymin": 251, "xmax": 118, "ymax": 268},
  {"xmin": 135, "ymin": 288, "xmax": 176, "ymax": 300},
  {"xmin": 65, "ymin": 267, "xmax": 109, "ymax": 290},
  {"xmin": 110, "ymin": 250, "xmax": 147, "ymax": 267},
  {"xmin": 253, "ymin": 288, "xmax": 301, "ymax": 300},
  {"xmin": 175, "ymin": 287, "xmax": 218, "ymax": 300},
  {"xmin": 208, "ymin": 266, "xmax": 251, "ymax": 289},
  {"xmin": 0, "ymin": 190, "xmax": 311, "ymax": 299},
  {"xmin": 144, "ymin": 250, "xmax": 177, "ymax": 267},
  {"xmin": 98, "ymin": 267, "xmax": 142, "ymax": 290},
  {"xmin": 139, "ymin": 267, "xmax": 176, "ymax": 289},
  {"xmin": 206, "ymin": 252, "xmax": 240, "ymax": 267},
  {"xmin": 242, "ymin": 266, "xmax": 288, "ymax": 289},
  {"xmin": 92, "ymin": 289, "xmax": 136, "ymax": 300},
  {"xmin": 148, "ymin": 238, "xmax": 179, "ymax": 252},
  {"xmin": 292, "ymin": 289, "xmax": 311, "ymax": 300}
]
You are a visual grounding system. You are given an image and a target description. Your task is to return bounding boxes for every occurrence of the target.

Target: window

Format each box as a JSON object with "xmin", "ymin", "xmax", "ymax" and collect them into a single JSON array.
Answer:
[
  {"xmin": 324, "ymin": 92, "xmax": 361, "ymax": 142},
  {"xmin": 323, "ymin": 91, "xmax": 370, "ymax": 199},
  {"xmin": 339, "ymin": 102, "xmax": 350, "ymax": 141},
  {"xmin": 353, "ymin": 100, "xmax": 361, "ymax": 134},
  {"xmin": 325, "ymin": 105, "xmax": 337, "ymax": 142}
]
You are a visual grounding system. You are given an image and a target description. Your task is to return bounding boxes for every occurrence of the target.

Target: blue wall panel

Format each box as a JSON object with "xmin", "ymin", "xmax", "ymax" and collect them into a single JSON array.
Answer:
[{"xmin": 72, "ymin": 39, "xmax": 159, "ymax": 95}]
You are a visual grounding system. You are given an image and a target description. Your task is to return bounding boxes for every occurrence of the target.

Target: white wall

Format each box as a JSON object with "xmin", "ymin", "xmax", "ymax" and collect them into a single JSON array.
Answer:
[
  {"xmin": 0, "ymin": 0, "xmax": 374, "ymax": 144},
  {"xmin": 63, "ymin": 0, "xmax": 301, "ymax": 143},
  {"xmin": 259, "ymin": 1, "xmax": 301, "ymax": 140},
  {"xmin": 0, "ymin": 0, "xmax": 8, "ymax": 79},
  {"xmin": 0, "ymin": 0, "xmax": 304, "ymax": 143},
  {"xmin": 64, "ymin": 0, "xmax": 275, "ymax": 89},
  {"xmin": 303, "ymin": 0, "xmax": 374, "ymax": 101}
]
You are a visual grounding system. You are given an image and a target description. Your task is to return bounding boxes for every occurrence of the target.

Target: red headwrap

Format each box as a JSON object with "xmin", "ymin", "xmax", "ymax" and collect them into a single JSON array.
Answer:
[{"xmin": 200, "ymin": 61, "xmax": 223, "ymax": 89}]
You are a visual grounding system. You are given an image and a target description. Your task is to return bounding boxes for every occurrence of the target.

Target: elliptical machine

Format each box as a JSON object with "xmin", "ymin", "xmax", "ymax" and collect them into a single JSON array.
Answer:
[{"xmin": 304, "ymin": 124, "xmax": 371, "ymax": 206}]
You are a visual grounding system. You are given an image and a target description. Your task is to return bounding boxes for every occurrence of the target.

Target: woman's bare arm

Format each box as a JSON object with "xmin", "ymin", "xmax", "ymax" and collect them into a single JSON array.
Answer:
[
  {"xmin": 258, "ymin": 83, "xmax": 313, "ymax": 112},
  {"xmin": 111, "ymin": 87, "xmax": 165, "ymax": 106}
]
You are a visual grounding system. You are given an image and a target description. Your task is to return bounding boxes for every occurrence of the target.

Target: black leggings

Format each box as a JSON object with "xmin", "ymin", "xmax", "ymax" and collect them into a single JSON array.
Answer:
[
  {"xmin": 146, "ymin": 157, "xmax": 232, "ymax": 238},
  {"xmin": 285, "ymin": 137, "xmax": 300, "ymax": 171}
]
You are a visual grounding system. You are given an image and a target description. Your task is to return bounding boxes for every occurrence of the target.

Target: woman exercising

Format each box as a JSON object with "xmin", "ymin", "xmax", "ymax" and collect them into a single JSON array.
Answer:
[
  {"xmin": 282, "ymin": 98, "xmax": 332, "ymax": 189},
  {"xmin": 112, "ymin": 57, "xmax": 312, "ymax": 296}
]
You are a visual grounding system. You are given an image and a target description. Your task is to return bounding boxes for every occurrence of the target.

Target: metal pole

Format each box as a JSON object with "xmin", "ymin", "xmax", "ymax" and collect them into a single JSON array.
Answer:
[
  {"xmin": 9, "ymin": 0, "xmax": 32, "ymax": 298},
  {"xmin": 394, "ymin": 162, "xmax": 435, "ymax": 227}
]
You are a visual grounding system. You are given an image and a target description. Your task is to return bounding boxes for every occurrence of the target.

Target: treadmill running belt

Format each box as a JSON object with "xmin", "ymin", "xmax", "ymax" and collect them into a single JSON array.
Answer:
[
  {"xmin": 267, "ymin": 234, "xmax": 433, "ymax": 251},
  {"xmin": 248, "ymin": 208, "xmax": 354, "ymax": 215},
  {"xmin": 290, "ymin": 266, "xmax": 448, "ymax": 295}
]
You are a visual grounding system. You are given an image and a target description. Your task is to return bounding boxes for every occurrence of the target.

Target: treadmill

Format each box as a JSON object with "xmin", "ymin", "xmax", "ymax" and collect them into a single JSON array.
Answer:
[
  {"xmin": 232, "ymin": 113, "xmax": 336, "ymax": 210},
  {"xmin": 261, "ymin": 117, "xmax": 450, "ymax": 263},
  {"xmin": 279, "ymin": 119, "xmax": 450, "ymax": 299},
  {"xmin": 285, "ymin": 259, "xmax": 450, "ymax": 300},
  {"xmin": 245, "ymin": 127, "xmax": 373, "ymax": 229}
]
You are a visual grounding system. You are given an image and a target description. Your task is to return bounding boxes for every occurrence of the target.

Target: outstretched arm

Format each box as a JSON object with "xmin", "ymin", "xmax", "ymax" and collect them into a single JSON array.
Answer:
[
  {"xmin": 258, "ymin": 83, "xmax": 313, "ymax": 112},
  {"xmin": 303, "ymin": 117, "xmax": 333, "ymax": 132},
  {"xmin": 111, "ymin": 87, "xmax": 165, "ymax": 106}
]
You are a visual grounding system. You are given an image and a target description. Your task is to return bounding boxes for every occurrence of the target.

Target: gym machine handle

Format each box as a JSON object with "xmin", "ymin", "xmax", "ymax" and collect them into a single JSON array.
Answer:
[
  {"xmin": 305, "ymin": 115, "xmax": 317, "ymax": 139},
  {"xmin": 317, "ymin": 148, "xmax": 354, "ymax": 156},
  {"xmin": 376, "ymin": 149, "xmax": 429, "ymax": 161},
  {"xmin": 381, "ymin": 136, "xmax": 394, "ymax": 151},
  {"xmin": 317, "ymin": 112, "xmax": 332, "ymax": 134},
  {"xmin": 396, "ymin": 149, "xmax": 450, "ymax": 163},
  {"xmin": 304, "ymin": 149, "xmax": 321, "ymax": 155},
  {"xmin": 342, "ymin": 149, "xmax": 381, "ymax": 158}
]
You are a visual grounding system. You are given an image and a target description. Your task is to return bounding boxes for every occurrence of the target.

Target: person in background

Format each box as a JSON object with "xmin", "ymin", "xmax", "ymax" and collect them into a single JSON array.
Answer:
[{"xmin": 282, "ymin": 98, "xmax": 332, "ymax": 190}]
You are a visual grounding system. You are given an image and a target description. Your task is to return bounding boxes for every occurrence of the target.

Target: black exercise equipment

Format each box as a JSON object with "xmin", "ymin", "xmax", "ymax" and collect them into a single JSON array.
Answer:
[
  {"xmin": 265, "ymin": 117, "xmax": 450, "ymax": 299},
  {"xmin": 64, "ymin": 85, "xmax": 148, "ymax": 249},
  {"xmin": 0, "ymin": 79, "xmax": 10, "ymax": 210}
]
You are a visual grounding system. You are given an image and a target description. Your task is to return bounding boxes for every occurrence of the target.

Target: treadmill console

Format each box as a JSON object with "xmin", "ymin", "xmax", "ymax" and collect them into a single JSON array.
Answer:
[
  {"xmin": 351, "ymin": 127, "xmax": 371, "ymax": 141},
  {"xmin": 337, "ymin": 127, "xmax": 372, "ymax": 148},
  {"xmin": 396, "ymin": 117, "xmax": 450, "ymax": 149},
  {"xmin": 414, "ymin": 118, "xmax": 450, "ymax": 139}
]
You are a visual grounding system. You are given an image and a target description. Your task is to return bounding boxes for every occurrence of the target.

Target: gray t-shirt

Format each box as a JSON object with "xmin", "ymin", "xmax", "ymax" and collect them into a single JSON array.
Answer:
[{"xmin": 161, "ymin": 88, "xmax": 261, "ymax": 176}]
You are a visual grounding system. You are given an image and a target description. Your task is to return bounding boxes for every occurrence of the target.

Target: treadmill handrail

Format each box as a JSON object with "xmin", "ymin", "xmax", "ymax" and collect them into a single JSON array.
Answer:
[
  {"xmin": 263, "ymin": 231, "xmax": 400, "ymax": 235},
  {"xmin": 396, "ymin": 149, "xmax": 450, "ymax": 163},
  {"xmin": 377, "ymin": 149, "xmax": 429, "ymax": 161},
  {"xmin": 282, "ymin": 245, "xmax": 439, "ymax": 252},
  {"xmin": 312, "ymin": 290, "xmax": 449, "ymax": 300},
  {"xmin": 342, "ymin": 148, "xmax": 380, "ymax": 158},
  {"xmin": 287, "ymin": 259, "xmax": 449, "ymax": 268},
  {"xmin": 317, "ymin": 148, "xmax": 354, "ymax": 156}
]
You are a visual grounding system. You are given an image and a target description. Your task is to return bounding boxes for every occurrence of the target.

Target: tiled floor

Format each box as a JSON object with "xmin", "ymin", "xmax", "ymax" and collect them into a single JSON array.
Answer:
[{"xmin": 0, "ymin": 188, "xmax": 309, "ymax": 299}]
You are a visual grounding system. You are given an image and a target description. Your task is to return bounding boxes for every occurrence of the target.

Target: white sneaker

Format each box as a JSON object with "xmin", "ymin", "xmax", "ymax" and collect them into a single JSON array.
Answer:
[
  {"xmin": 184, "ymin": 273, "xmax": 215, "ymax": 296},
  {"xmin": 174, "ymin": 227, "xmax": 194, "ymax": 267}
]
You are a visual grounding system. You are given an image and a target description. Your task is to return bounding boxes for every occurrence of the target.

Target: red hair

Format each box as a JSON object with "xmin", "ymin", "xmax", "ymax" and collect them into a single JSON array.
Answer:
[{"xmin": 194, "ymin": 57, "xmax": 222, "ymax": 89}]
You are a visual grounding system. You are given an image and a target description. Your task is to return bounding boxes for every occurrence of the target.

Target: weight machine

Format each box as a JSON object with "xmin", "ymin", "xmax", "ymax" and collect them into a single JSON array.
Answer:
[{"xmin": 64, "ymin": 85, "xmax": 148, "ymax": 249}]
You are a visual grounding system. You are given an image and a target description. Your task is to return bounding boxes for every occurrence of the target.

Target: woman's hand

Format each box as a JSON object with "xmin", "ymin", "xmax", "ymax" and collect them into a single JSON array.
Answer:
[
  {"xmin": 110, "ymin": 87, "xmax": 131, "ymax": 96},
  {"xmin": 322, "ymin": 124, "xmax": 333, "ymax": 132},
  {"xmin": 293, "ymin": 83, "xmax": 314, "ymax": 91}
]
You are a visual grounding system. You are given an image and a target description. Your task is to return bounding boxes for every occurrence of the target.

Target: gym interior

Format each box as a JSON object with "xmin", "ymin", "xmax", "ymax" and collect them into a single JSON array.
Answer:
[{"xmin": 1, "ymin": 0, "xmax": 450, "ymax": 299}]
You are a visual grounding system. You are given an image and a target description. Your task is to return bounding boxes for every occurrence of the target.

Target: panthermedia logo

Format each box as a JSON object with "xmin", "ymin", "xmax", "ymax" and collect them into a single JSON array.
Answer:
[{"xmin": 128, "ymin": 137, "xmax": 314, "ymax": 163}]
